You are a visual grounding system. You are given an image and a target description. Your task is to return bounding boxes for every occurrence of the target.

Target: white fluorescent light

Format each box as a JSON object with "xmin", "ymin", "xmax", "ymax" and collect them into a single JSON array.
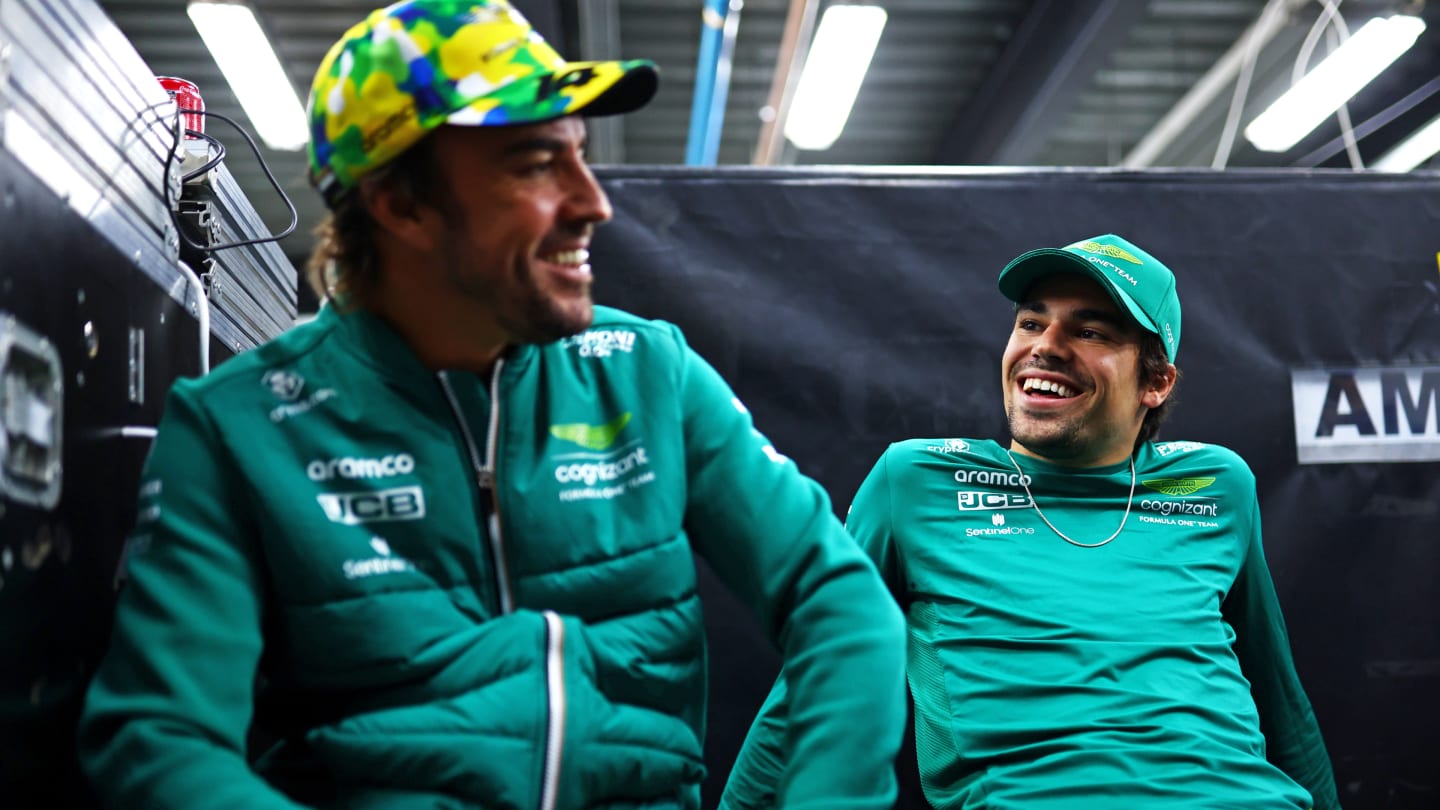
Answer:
[
  {"xmin": 1244, "ymin": 14, "xmax": 1426, "ymax": 153},
  {"xmin": 784, "ymin": 5, "xmax": 887, "ymax": 151},
  {"xmin": 1373, "ymin": 111, "xmax": 1440, "ymax": 171},
  {"xmin": 187, "ymin": 1, "xmax": 309, "ymax": 151}
]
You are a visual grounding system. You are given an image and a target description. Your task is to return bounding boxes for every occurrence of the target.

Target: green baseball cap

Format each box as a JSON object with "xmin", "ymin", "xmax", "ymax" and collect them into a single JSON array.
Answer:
[
  {"xmin": 997, "ymin": 234, "xmax": 1182, "ymax": 362},
  {"xmin": 307, "ymin": 0, "xmax": 658, "ymax": 205}
]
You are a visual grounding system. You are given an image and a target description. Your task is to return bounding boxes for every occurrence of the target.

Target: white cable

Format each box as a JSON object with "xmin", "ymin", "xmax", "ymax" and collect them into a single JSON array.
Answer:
[
  {"xmin": 174, "ymin": 258, "xmax": 210, "ymax": 375},
  {"xmin": 119, "ymin": 427, "xmax": 158, "ymax": 439},
  {"xmin": 1125, "ymin": 0, "xmax": 1309, "ymax": 167},
  {"xmin": 1295, "ymin": 1, "xmax": 1363, "ymax": 169},
  {"xmin": 1330, "ymin": 27, "xmax": 1366, "ymax": 168},
  {"xmin": 1295, "ymin": 0, "xmax": 1349, "ymax": 85},
  {"xmin": 1214, "ymin": 0, "xmax": 1292, "ymax": 168}
]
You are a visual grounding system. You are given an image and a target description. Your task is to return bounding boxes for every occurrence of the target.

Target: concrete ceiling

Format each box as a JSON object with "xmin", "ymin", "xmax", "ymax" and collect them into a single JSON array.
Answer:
[{"xmin": 94, "ymin": 0, "xmax": 1440, "ymax": 278}]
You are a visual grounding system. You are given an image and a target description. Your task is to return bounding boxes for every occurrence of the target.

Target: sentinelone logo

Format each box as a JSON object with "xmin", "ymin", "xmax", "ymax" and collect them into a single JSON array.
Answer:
[{"xmin": 1292, "ymin": 366, "xmax": 1440, "ymax": 463}]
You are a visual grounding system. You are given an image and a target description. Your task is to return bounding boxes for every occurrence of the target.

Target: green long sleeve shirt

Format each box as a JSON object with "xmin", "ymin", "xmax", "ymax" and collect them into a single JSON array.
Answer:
[{"xmin": 724, "ymin": 438, "xmax": 1340, "ymax": 810}]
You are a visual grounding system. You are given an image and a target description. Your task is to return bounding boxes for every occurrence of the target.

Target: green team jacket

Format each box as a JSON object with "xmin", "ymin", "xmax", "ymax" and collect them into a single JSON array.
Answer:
[
  {"xmin": 722, "ymin": 438, "xmax": 1341, "ymax": 810},
  {"xmin": 78, "ymin": 304, "xmax": 906, "ymax": 810}
]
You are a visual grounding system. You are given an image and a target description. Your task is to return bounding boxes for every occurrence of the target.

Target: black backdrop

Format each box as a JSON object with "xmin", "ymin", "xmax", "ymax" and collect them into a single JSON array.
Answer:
[{"xmin": 589, "ymin": 167, "xmax": 1440, "ymax": 809}]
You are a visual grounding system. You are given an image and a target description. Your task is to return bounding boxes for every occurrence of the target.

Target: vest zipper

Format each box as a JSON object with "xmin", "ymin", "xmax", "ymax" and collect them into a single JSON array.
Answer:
[
  {"xmin": 539, "ymin": 610, "xmax": 566, "ymax": 810},
  {"xmin": 436, "ymin": 365, "xmax": 514, "ymax": 614}
]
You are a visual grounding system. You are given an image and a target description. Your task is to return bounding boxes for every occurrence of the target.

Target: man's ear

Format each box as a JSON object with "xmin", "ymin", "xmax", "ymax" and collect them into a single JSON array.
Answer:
[
  {"xmin": 360, "ymin": 178, "xmax": 439, "ymax": 252},
  {"xmin": 1142, "ymin": 363, "xmax": 1178, "ymax": 409}
]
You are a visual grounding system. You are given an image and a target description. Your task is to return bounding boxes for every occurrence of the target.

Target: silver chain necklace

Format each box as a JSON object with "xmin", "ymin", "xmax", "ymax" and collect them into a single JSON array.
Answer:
[{"xmin": 1004, "ymin": 450, "xmax": 1136, "ymax": 549}]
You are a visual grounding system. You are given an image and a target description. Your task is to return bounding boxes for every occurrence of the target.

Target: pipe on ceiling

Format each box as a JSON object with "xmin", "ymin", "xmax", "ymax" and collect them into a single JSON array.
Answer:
[
  {"xmin": 752, "ymin": 0, "xmax": 821, "ymax": 166},
  {"xmin": 1122, "ymin": 0, "xmax": 1311, "ymax": 168},
  {"xmin": 685, "ymin": 0, "xmax": 744, "ymax": 166}
]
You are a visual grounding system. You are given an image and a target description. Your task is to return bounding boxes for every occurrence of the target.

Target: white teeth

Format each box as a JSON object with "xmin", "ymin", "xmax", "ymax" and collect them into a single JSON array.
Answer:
[
  {"xmin": 541, "ymin": 248, "xmax": 590, "ymax": 266},
  {"xmin": 1023, "ymin": 378, "xmax": 1076, "ymax": 398}
]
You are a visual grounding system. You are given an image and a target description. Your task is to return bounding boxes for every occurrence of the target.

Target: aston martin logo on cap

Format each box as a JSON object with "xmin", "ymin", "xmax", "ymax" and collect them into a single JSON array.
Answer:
[{"xmin": 1074, "ymin": 240, "xmax": 1143, "ymax": 265}]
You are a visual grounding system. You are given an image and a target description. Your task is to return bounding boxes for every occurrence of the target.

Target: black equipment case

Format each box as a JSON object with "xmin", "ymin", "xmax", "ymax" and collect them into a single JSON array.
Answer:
[{"xmin": 0, "ymin": 0, "xmax": 295, "ymax": 802}]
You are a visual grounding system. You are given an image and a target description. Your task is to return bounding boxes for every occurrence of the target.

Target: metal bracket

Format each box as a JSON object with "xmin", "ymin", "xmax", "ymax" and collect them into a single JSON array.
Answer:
[
  {"xmin": 179, "ymin": 198, "xmax": 218, "ymax": 247},
  {"xmin": 197, "ymin": 257, "xmax": 224, "ymax": 304},
  {"xmin": 180, "ymin": 138, "xmax": 216, "ymax": 186},
  {"xmin": 161, "ymin": 220, "xmax": 180, "ymax": 263},
  {"xmin": 207, "ymin": 270, "xmax": 225, "ymax": 304},
  {"xmin": 0, "ymin": 312, "xmax": 63, "ymax": 510}
]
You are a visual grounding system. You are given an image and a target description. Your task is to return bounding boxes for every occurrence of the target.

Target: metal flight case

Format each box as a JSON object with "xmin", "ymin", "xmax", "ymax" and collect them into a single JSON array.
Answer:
[{"xmin": 0, "ymin": 0, "xmax": 296, "ymax": 803}]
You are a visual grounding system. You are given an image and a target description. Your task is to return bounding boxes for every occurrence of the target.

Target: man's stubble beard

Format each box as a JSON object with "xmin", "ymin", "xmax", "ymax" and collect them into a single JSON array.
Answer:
[
  {"xmin": 441, "ymin": 227, "xmax": 594, "ymax": 347},
  {"xmin": 1006, "ymin": 403, "xmax": 1088, "ymax": 462}
]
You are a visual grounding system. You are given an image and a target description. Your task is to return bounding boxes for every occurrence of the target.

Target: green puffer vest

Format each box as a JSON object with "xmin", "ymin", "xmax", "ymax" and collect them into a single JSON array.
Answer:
[{"xmin": 80, "ymin": 304, "xmax": 906, "ymax": 810}]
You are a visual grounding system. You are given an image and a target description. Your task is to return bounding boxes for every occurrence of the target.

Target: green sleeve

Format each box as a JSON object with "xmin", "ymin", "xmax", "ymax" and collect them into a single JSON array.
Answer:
[
  {"xmin": 77, "ymin": 385, "xmax": 306, "ymax": 809},
  {"xmin": 717, "ymin": 676, "xmax": 790, "ymax": 810},
  {"xmin": 675, "ymin": 332, "xmax": 906, "ymax": 810},
  {"xmin": 844, "ymin": 449, "xmax": 905, "ymax": 602},
  {"xmin": 720, "ymin": 447, "xmax": 907, "ymax": 810},
  {"xmin": 1223, "ymin": 498, "xmax": 1341, "ymax": 810}
]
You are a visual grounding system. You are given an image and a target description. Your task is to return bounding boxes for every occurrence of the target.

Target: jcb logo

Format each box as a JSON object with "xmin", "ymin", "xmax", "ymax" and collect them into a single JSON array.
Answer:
[
  {"xmin": 317, "ymin": 486, "xmax": 426, "ymax": 525},
  {"xmin": 957, "ymin": 491, "xmax": 1033, "ymax": 511}
]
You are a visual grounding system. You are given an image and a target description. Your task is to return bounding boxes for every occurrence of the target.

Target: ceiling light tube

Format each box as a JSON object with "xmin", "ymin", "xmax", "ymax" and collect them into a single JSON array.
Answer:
[
  {"xmin": 1243, "ymin": 14, "xmax": 1426, "ymax": 153},
  {"xmin": 187, "ymin": 0, "xmax": 309, "ymax": 151},
  {"xmin": 783, "ymin": 5, "xmax": 887, "ymax": 151},
  {"xmin": 1372, "ymin": 110, "xmax": 1440, "ymax": 171}
]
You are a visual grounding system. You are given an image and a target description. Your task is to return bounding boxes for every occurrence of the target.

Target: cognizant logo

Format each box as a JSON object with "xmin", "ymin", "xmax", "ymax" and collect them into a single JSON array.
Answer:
[
  {"xmin": 307, "ymin": 454, "xmax": 415, "ymax": 482},
  {"xmin": 554, "ymin": 447, "xmax": 650, "ymax": 486},
  {"xmin": 1139, "ymin": 499, "xmax": 1219, "ymax": 517}
]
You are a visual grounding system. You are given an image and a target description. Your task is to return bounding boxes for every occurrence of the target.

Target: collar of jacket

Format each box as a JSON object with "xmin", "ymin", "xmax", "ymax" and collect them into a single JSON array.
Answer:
[{"xmin": 321, "ymin": 304, "xmax": 541, "ymax": 385}]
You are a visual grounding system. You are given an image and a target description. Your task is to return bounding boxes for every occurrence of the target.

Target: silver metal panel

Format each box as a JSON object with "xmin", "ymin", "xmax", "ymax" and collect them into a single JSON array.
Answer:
[
  {"xmin": 1, "ymin": 0, "xmax": 294, "ymax": 351},
  {"xmin": 201, "ymin": 160, "xmax": 298, "ymax": 342},
  {"xmin": 0, "ymin": 0, "xmax": 178, "ymax": 281}
]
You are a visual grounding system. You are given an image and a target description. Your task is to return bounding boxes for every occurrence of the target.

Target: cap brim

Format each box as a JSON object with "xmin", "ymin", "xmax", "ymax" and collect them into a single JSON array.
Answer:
[
  {"xmin": 998, "ymin": 249, "xmax": 1159, "ymax": 335},
  {"xmin": 446, "ymin": 59, "xmax": 658, "ymax": 127},
  {"xmin": 572, "ymin": 59, "xmax": 659, "ymax": 117}
]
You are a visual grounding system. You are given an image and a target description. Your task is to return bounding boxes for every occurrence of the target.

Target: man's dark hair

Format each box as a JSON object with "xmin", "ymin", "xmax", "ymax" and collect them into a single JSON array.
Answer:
[
  {"xmin": 1136, "ymin": 330, "xmax": 1180, "ymax": 448},
  {"xmin": 305, "ymin": 134, "xmax": 453, "ymax": 305}
]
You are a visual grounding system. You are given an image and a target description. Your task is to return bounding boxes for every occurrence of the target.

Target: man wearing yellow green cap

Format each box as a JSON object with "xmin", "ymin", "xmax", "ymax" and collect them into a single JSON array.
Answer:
[
  {"xmin": 77, "ymin": 2, "xmax": 905, "ymax": 808},
  {"xmin": 723, "ymin": 235, "xmax": 1341, "ymax": 810}
]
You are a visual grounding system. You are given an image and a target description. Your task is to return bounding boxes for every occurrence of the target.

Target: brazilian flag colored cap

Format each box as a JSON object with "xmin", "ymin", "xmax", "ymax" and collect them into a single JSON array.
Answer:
[
  {"xmin": 307, "ymin": 0, "xmax": 658, "ymax": 205},
  {"xmin": 997, "ymin": 234, "xmax": 1182, "ymax": 362}
]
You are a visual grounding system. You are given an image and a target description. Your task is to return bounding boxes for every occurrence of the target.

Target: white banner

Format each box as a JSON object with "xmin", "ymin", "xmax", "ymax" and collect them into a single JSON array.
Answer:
[{"xmin": 1291, "ymin": 366, "xmax": 1440, "ymax": 464}]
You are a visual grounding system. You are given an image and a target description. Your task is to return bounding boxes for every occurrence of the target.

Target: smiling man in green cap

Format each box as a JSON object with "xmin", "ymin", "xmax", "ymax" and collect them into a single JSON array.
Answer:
[
  {"xmin": 723, "ymin": 234, "xmax": 1340, "ymax": 810},
  {"xmin": 77, "ymin": 2, "xmax": 905, "ymax": 808}
]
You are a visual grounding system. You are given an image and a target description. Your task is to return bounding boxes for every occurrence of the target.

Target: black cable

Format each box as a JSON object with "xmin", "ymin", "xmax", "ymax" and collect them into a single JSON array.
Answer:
[
  {"xmin": 163, "ymin": 105, "xmax": 300, "ymax": 252},
  {"xmin": 1293, "ymin": 73, "xmax": 1440, "ymax": 168}
]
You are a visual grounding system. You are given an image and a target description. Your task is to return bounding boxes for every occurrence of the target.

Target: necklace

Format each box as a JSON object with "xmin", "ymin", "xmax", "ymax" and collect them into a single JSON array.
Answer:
[{"xmin": 1004, "ymin": 450, "xmax": 1136, "ymax": 549}]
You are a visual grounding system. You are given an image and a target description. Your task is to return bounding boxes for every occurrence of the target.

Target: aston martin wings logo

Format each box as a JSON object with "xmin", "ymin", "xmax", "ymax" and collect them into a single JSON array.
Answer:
[
  {"xmin": 1141, "ymin": 477, "xmax": 1216, "ymax": 496},
  {"xmin": 1075, "ymin": 241, "xmax": 1143, "ymax": 264},
  {"xmin": 549, "ymin": 412, "xmax": 632, "ymax": 450}
]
